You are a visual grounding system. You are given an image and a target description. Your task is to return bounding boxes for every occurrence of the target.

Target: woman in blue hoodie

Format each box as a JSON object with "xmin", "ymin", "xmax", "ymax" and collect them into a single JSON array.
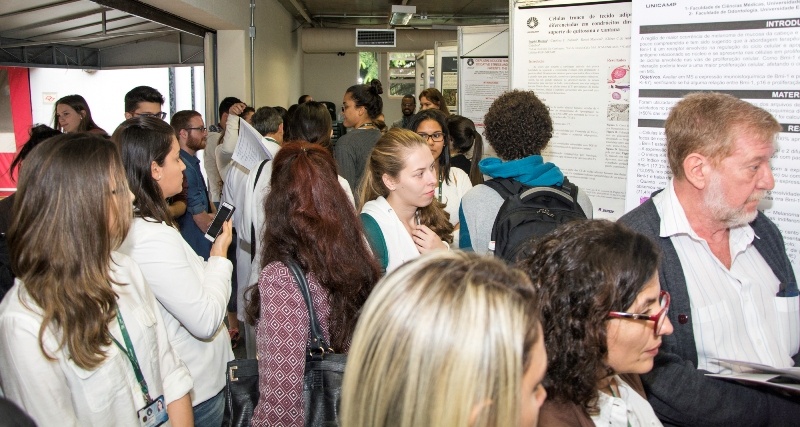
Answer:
[{"xmin": 458, "ymin": 90, "xmax": 593, "ymax": 253}]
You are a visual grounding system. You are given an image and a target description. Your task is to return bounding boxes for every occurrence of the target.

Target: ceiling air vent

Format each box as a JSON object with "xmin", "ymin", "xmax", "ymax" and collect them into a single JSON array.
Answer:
[{"xmin": 356, "ymin": 29, "xmax": 396, "ymax": 47}]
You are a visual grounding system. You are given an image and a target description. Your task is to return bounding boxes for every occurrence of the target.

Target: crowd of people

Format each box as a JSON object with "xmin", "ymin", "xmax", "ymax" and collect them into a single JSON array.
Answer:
[{"xmin": 0, "ymin": 83, "xmax": 797, "ymax": 427}]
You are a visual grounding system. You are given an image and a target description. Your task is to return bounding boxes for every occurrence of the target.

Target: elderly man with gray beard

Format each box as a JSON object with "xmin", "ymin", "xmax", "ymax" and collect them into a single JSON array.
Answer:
[{"xmin": 620, "ymin": 92, "xmax": 799, "ymax": 426}]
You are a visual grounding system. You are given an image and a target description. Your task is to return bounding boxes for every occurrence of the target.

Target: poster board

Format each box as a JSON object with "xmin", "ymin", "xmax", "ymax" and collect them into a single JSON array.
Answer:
[
  {"xmin": 510, "ymin": 0, "xmax": 633, "ymax": 219},
  {"xmin": 434, "ymin": 40, "xmax": 459, "ymax": 114},
  {"xmin": 458, "ymin": 24, "xmax": 510, "ymax": 159},
  {"xmin": 415, "ymin": 49, "xmax": 434, "ymax": 100},
  {"xmin": 626, "ymin": 0, "xmax": 800, "ymax": 276}
]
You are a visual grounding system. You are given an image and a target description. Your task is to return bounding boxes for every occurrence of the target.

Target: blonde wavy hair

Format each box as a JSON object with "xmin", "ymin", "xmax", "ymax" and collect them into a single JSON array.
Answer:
[
  {"xmin": 357, "ymin": 127, "xmax": 453, "ymax": 243},
  {"xmin": 340, "ymin": 251, "xmax": 541, "ymax": 427}
]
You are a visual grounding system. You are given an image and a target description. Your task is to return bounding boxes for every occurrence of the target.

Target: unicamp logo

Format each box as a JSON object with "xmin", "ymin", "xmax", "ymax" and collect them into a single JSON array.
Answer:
[{"xmin": 527, "ymin": 17, "xmax": 539, "ymax": 29}]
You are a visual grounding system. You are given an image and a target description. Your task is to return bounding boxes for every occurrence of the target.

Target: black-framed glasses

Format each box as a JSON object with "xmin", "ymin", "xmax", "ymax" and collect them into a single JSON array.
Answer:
[
  {"xmin": 608, "ymin": 290, "xmax": 670, "ymax": 334},
  {"xmin": 417, "ymin": 132, "xmax": 444, "ymax": 142},
  {"xmin": 131, "ymin": 111, "xmax": 167, "ymax": 120},
  {"xmin": 185, "ymin": 127, "xmax": 208, "ymax": 133}
]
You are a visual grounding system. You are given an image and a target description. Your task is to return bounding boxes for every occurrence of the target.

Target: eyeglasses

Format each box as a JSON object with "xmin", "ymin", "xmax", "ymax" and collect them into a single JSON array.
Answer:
[
  {"xmin": 608, "ymin": 290, "xmax": 670, "ymax": 334},
  {"xmin": 185, "ymin": 127, "xmax": 208, "ymax": 133},
  {"xmin": 417, "ymin": 132, "xmax": 444, "ymax": 142},
  {"xmin": 131, "ymin": 111, "xmax": 167, "ymax": 120}
]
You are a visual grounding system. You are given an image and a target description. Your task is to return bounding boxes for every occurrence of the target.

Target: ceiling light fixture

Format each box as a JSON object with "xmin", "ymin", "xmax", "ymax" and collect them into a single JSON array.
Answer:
[{"xmin": 390, "ymin": 5, "xmax": 416, "ymax": 26}]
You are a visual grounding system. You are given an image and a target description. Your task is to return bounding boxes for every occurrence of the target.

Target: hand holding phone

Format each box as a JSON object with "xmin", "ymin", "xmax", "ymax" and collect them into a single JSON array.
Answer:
[{"xmin": 205, "ymin": 202, "xmax": 235, "ymax": 242}]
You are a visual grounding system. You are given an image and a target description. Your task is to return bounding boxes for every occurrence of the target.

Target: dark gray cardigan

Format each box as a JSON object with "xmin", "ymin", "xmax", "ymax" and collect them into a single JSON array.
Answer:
[{"xmin": 619, "ymin": 195, "xmax": 800, "ymax": 427}]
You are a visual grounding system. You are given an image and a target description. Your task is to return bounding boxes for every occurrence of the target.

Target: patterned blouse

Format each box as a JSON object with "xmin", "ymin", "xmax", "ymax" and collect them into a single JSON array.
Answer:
[{"xmin": 251, "ymin": 261, "xmax": 332, "ymax": 427}]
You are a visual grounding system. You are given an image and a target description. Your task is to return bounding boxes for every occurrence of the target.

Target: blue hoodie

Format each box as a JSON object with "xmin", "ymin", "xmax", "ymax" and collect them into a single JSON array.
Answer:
[{"xmin": 459, "ymin": 155, "xmax": 564, "ymax": 249}]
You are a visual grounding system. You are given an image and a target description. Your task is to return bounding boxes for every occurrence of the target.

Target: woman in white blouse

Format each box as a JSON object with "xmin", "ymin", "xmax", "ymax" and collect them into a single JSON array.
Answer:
[
  {"xmin": 518, "ymin": 220, "xmax": 674, "ymax": 427},
  {"xmin": 358, "ymin": 128, "xmax": 453, "ymax": 274},
  {"xmin": 0, "ymin": 133, "xmax": 193, "ymax": 426},
  {"xmin": 113, "ymin": 116, "xmax": 234, "ymax": 427}
]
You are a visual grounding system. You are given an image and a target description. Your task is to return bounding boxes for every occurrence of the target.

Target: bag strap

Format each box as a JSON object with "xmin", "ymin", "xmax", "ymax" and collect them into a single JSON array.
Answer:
[
  {"xmin": 250, "ymin": 159, "xmax": 271, "ymax": 263},
  {"xmin": 285, "ymin": 259, "xmax": 331, "ymax": 354}
]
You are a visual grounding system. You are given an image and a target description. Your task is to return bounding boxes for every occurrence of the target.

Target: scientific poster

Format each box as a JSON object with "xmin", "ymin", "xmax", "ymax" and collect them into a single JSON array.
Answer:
[
  {"xmin": 511, "ymin": 0, "xmax": 633, "ymax": 219},
  {"xmin": 460, "ymin": 57, "xmax": 508, "ymax": 158},
  {"xmin": 441, "ymin": 56, "xmax": 459, "ymax": 114},
  {"xmin": 626, "ymin": 0, "xmax": 800, "ymax": 273}
]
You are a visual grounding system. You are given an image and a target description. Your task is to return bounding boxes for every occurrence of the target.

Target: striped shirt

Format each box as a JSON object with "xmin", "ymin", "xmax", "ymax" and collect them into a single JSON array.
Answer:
[{"xmin": 653, "ymin": 180, "xmax": 800, "ymax": 373}]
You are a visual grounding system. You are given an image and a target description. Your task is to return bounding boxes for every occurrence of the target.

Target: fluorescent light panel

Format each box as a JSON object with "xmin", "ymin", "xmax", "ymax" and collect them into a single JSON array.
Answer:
[{"xmin": 390, "ymin": 5, "xmax": 416, "ymax": 26}]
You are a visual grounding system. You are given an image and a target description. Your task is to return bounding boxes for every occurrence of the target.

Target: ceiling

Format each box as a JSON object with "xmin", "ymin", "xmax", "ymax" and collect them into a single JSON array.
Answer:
[
  {"xmin": 276, "ymin": 0, "xmax": 510, "ymax": 29},
  {"xmin": 0, "ymin": 0, "xmax": 209, "ymax": 68},
  {"xmin": 0, "ymin": 0, "xmax": 510, "ymax": 68}
]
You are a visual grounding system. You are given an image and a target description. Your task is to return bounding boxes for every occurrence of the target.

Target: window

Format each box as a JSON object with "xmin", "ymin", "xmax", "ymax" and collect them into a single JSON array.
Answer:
[
  {"xmin": 388, "ymin": 52, "xmax": 416, "ymax": 97},
  {"xmin": 359, "ymin": 52, "xmax": 379, "ymax": 84}
]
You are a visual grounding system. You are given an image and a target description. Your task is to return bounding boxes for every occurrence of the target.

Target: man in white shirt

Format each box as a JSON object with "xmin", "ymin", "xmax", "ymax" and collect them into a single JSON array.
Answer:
[
  {"xmin": 220, "ymin": 107, "xmax": 283, "ymax": 356},
  {"xmin": 620, "ymin": 92, "xmax": 799, "ymax": 426},
  {"xmin": 205, "ymin": 97, "xmax": 243, "ymax": 205}
]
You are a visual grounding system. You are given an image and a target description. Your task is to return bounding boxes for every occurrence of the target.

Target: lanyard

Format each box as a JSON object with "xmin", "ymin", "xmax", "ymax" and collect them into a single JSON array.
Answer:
[
  {"xmin": 111, "ymin": 309, "xmax": 153, "ymax": 404},
  {"xmin": 437, "ymin": 177, "xmax": 443, "ymax": 202}
]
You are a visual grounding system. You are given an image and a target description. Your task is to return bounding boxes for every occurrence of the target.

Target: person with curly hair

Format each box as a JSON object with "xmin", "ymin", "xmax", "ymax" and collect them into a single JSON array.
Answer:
[
  {"xmin": 359, "ymin": 128, "xmax": 453, "ymax": 274},
  {"xmin": 458, "ymin": 89, "xmax": 593, "ymax": 253},
  {"xmin": 517, "ymin": 219, "xmax": 672, "ymax": 427}
]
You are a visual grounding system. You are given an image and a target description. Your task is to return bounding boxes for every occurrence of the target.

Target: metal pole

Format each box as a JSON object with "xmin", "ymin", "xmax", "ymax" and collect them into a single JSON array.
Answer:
[{"xmin": 249, "ymin": 0, "xmax": 256, "ymax": 107}]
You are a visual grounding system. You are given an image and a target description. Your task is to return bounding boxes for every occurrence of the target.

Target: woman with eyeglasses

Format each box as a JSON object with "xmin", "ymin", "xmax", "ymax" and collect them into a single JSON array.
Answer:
[
  {"xmin": 407, "ymin": 109, "xmax": 472, "ymax": 248},
  {"xmin": 359, "ymin": 128, "xmax": 453, "ymax": 275},
  {"xmin": 517, "ymin": 219, "xmax": 672, "ymax": 427}
]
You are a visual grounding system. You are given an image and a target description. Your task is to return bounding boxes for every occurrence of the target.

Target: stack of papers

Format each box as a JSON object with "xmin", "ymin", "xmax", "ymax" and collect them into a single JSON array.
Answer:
[{"xmin": 707, "ymin": 358, "xmax": 800, "ymax": 395}]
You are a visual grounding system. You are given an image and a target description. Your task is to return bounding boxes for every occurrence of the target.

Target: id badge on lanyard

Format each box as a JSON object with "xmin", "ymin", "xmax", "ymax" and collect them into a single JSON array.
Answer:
[{"xmin": 112, "ymin": 308, "xmax": 169, "ymax": 427}]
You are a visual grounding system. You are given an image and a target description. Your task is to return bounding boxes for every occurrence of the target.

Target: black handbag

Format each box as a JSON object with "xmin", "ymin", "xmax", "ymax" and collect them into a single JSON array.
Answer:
[
  {"xmin": 286, "ymin": 259, "xmax": 347, "ymax": 427},
  {"xmin": 222, "ymin": 357, "xmax": 259, "ymax": 427}
]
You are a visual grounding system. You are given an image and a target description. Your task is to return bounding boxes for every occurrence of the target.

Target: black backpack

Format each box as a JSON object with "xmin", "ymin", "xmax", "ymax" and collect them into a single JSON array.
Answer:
[{"xmin": 484, "ymin": 177, "xmax": 587, "ymax": 263}]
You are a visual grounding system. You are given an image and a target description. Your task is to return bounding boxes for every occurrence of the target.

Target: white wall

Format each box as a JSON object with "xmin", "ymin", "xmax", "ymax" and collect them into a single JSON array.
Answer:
[
  {"xmin": 252, "ymin": 0, "xmax": 302, "ymax": 108},
  {"xmin": 29, "ymin": 67, "xmax": 206, "ymax": 133}
]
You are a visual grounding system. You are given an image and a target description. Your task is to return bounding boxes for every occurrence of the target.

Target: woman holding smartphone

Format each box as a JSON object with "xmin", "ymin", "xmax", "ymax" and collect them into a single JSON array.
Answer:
[
  {"xmin": 113, "ymin": 116, "xmax": 234, "ymax": 427},
  {"xmin": 0, "ymin": 133, "xmax": 193, "ymax": 426}
]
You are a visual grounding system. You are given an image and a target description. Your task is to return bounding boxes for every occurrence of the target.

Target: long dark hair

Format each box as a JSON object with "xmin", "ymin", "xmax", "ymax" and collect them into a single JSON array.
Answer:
[
  {"xmin": 7, "ymin": 125, "xmax": 61, "ymax": 182},
  {"xmin": 245, "ymin": 142, "xmax": 380, "ymax": 350},
  {"xmin": 407, "ymin": 109, "xmax": 452, "ymax": 185},
  {"xmin": 52, "ymin": 94, "xmax": 103, "ymax": 133},
  {"xmin": 112, "ymin": 116, "xmax": 177, "ymax": 227},
  {"xmin": 447, "ymin": 115, "xmax": 484, "ymax": 185},
  {"xmin": 284, "ymin": 101, "xmax": 332, "ymax": 149},
  {"xmin": 515, "ymin": 219, "xmax": 660, "ymax": 415},
  {"xmin": 9, "ymin": 133, "xmax": 132, "ymax": 370}
]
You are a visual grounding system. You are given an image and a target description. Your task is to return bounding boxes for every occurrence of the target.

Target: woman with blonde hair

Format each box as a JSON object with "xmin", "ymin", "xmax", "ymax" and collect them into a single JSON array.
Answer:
[
  {"xmin": 359, "ymin": 127, "xmax": 453, "ymax": 274},
  {"xmin": 0, "ymin": 133, "xmax": 193, "ymax": 426},
  {"xmin": 341, "ymin": 251, "xmax": 548, "ymax": 427}
]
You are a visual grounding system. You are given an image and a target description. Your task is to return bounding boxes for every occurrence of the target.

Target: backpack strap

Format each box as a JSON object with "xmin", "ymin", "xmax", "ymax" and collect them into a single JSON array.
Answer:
[
  {"xmin": 560, "ymin": 176, "xmax": 585, "ymax": 217},
  {"xmin": 483, "ymin": 178, "xmax": 525, "ymax": 199}
]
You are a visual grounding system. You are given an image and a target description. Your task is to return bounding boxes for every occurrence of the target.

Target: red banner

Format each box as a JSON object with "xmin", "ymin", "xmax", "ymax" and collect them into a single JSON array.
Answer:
[{"xmin": 0, "ymin": 67, "xmax": 32, "ymax": 197}]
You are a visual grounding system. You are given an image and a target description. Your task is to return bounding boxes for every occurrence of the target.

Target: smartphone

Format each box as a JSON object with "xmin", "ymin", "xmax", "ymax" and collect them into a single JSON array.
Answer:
[{"xmin": 204, "ymin": 202, "xmax": 235, "ymax": 242}]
